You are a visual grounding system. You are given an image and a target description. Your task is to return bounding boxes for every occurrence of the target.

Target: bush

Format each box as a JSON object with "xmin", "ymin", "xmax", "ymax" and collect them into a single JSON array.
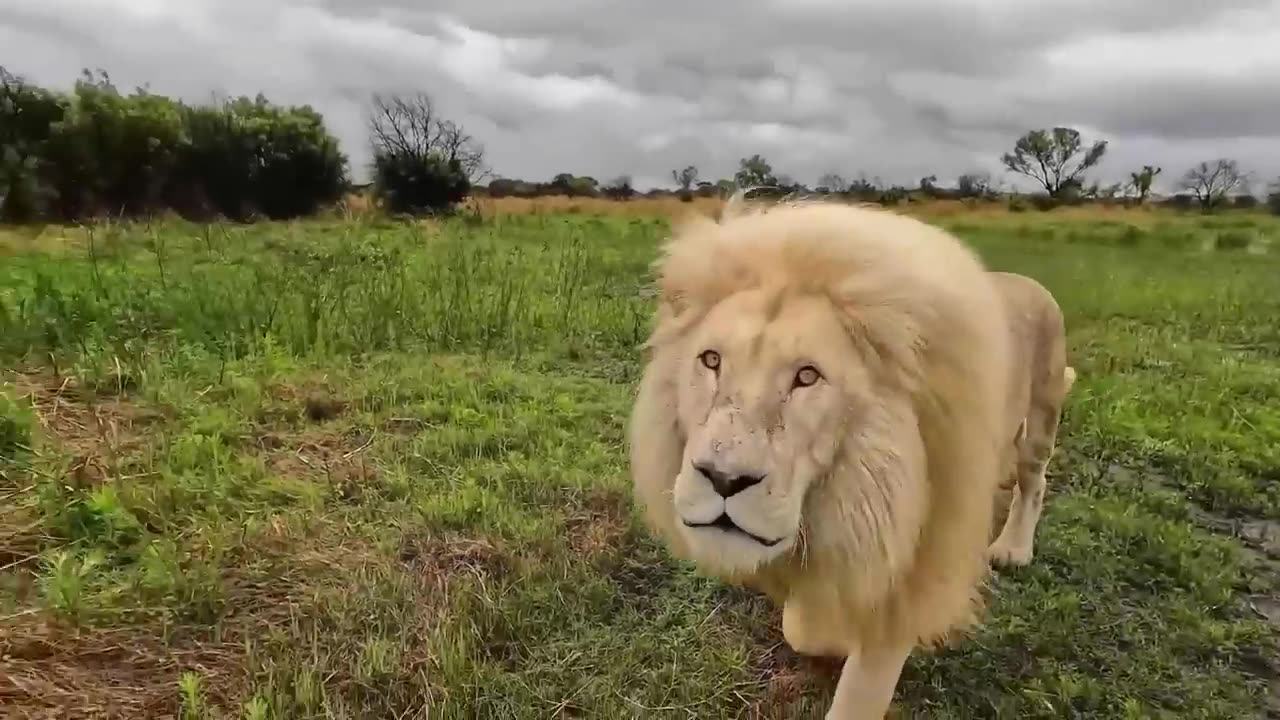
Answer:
[
  {"xmin": 1215, "ymin": 230, "xmax": 1252, "ymax": 251},
  {"xmin": 1231, "ymin": 195, "xmax": 1258, "ymax": 210},
  {"xmin": 0, "ymin": 66, "xmax": 349, "ymax": 223},
  {"xmin": 373, "ymin": 152, "xmax": 469, "ymax": 215},
  {"xmin": 0, "ymin": 68, "xmax": 67, "ymax": 221}
]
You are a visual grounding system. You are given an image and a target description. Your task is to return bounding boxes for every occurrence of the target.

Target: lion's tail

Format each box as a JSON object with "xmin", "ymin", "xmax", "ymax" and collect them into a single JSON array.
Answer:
[{"xmin": 1063, "ymin": 365, "xmax": 1078, "ymax": 394}]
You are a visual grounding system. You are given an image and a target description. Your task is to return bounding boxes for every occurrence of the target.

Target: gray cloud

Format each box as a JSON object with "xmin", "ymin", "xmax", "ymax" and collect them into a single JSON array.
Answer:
[{"xmin": 1, "ymin": 0, "xmax": 1278, "ymax": 191}]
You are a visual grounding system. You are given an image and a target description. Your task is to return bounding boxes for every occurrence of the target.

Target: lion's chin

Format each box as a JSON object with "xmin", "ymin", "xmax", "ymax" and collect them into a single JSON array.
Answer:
[{"xmin": 677, "ymin": 521, "xmax": 795, "ymax": 577}]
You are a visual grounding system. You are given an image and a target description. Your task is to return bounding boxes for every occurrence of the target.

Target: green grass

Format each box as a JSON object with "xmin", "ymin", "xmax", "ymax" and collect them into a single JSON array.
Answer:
[{"xmin": 2, "ymin": 209, "xmax": 1279, "ymax": 718}]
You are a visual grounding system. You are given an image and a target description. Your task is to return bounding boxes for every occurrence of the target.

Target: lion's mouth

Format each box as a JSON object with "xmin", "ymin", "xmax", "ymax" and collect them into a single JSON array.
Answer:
[{"xmin": 684, "ymin": 513, "xmax": 784, "ymax": 547}]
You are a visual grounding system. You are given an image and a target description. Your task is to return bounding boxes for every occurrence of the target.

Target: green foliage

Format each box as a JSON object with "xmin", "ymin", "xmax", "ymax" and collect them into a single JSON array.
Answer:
[
  {"xmin": 734, "ymin": 153, "xmax": 777, "ymax": 188},
  {"xmin": 2, "ymin": 212, "xmax": 1279, "ymax": 717},
  {"xmin": 174, "ymin": 96, "xmax": 347, "ymax": 220},
  {"xmin": 1130, "ymin": 165, "xmax": 1162, "ymax": 203},
  {"xmin": 549, "ymin": 173, "xmax": 600, "ymax": 197},
  {"xmin": 0, "ymin": 67, "xmax": 67, "ymax": 221},
  {"xmin": 0, "ymin": 66, "xmax": 348, "ymax": 223},
  {"xmin": 0, "ymin": 210, "xmax": 1274, "ymax": 712},
  {"xmin": 0, "ymin": 390, "xmax": 33, "ymax": 467}
]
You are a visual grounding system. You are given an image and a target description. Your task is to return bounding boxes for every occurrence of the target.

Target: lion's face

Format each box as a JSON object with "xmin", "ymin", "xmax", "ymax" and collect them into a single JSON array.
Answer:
[{"xmin": 670, "ymin": 287, "xmax": 867, "ymax": 574}]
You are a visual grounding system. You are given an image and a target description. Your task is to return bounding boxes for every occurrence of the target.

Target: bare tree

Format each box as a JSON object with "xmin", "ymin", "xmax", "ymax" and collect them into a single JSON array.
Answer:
[
  {"xmin": 1180, "ymin": 159, "xmax": 1248, "ymax": 211},
  {"xmin": 367, "ymin": 92, "xmax": 488, "ymax": 183},
  {"xmin": 1001, "ymin": 127, "xmax": 1107, "ymax": 198}
]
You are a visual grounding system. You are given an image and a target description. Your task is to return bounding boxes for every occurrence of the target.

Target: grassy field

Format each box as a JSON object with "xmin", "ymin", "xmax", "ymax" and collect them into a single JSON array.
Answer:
[{"xmin": 1, "ymin": 205, "xmax": 1279, "ymax": 719}]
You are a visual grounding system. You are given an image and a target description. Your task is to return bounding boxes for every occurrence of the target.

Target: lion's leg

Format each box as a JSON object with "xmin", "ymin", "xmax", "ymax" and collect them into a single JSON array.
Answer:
[
  {"xmin": 825, "ymin": 642, "xmax": 911, "ymax": 720},
  {"xmin": 989, "ymin": 397, "xmax": 1062, "ymax": 567},
  {"xmin": 783, "ymin": 599, "xmax": 849, "ymax": 658}
]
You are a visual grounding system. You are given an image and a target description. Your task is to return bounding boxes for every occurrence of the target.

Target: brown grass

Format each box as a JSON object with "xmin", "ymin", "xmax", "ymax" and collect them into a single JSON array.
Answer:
[
  {"xmin": 465, "ymin": 193, "xmax": 1201, "ymax": 225},
  {"xmin": 7, "ymin": 372, "xmax": 168, "ymax": 485},
  {"xmin": 0, "ymin": 617, "xmax": 243, "ymax": 720}
]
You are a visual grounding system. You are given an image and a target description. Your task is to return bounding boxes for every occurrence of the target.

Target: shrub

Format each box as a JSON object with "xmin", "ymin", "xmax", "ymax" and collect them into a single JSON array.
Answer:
[
  {"xmin": 0, "ymin": 65, "xmax": 349, "ymax": 223},
  {"xmin": 373, "ymin": 152, "xmax": 469, "ymax": 215},
  {"xmin": 0, "ymin": 68, "xmax": 67, "ymax": 221}
]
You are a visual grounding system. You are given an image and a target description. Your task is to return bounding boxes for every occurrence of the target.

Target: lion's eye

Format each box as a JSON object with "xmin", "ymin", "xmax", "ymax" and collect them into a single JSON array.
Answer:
[
  {"xmin": 699, "ymin": 350, "xmax": 721, "ymax": 371},
  {"xmin": 793, "ymin": 365, "xmax": 821, "ymax": 388}
]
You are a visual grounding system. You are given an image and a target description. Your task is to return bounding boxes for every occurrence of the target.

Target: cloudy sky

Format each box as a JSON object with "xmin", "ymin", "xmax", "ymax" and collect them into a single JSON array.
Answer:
[{"xmin": 3, "ymin": 0, "xmax": 1279, "ymax": 191}]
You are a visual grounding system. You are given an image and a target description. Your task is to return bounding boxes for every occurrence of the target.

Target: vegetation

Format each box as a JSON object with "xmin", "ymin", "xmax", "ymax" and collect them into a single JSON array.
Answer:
[
  {"xmin": 1000, "ymin": 127, "xmax": 1109, "ymax": 200},
  {"xmin": 1129, "ymin": 165, "xmax": 1163, "ymax": 204},
  {"xmin": 0, "ymin": 67, "xmax": 347, "ymax": 223},
  {"xmin": 2, "ymin": 62, "xmax": 1279, "ymax": 717},
  {"xmin": 4, "ymin": 66, "xmax": 1279, "ymax": 220},
  {"xmin": 2, "ymin": 207, "xmax": 1278, "ymax": 718},
  {"xmin": 1180, "ymin": 159, "xmax": 1250, "ymax": 212},
  {"xmin": 367, "ymin": 93, "xmax": 486, "ymax": 216}
]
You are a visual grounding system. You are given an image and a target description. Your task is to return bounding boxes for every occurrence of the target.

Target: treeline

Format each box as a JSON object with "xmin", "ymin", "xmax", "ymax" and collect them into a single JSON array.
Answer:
[
  {"xmin": 482, "ymin": 146, "xmax": 1280, "ymax": 215},
  {"xmin": 0, "ymin": 67, "xmax": 348, "ymax": 223},
  {"xmin": 4, "ymin": 66, "xmax": 1279, "ymax": 223}
]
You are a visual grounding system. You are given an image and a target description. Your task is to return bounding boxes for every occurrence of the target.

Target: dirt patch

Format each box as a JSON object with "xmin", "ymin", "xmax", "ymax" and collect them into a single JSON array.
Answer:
[
  {"xmin": 564, "ymin": 489, "xmax": 632, "ymax": 559},
  {"xmin": 398, "ymin": 533, "xmax": 512, "ymax": 591},
  {"xmin": 257, "ymin": 379, "xmax": 348, "ymax": 426},
  {"xmin": 253, "ymin": 426, "xmax": 380, "ymax": 502}
]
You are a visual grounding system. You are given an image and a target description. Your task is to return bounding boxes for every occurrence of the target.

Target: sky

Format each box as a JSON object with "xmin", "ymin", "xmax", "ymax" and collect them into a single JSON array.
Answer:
[{"xmin": 2, "ymin": 0, "xmax": 1279, "ymax": 192}]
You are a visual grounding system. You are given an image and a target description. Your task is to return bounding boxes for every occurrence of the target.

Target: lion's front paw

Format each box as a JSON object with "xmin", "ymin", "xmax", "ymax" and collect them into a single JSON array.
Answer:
[
  {"xmin": 783, "ymin": 602, "xmax": 849, "ymax": 658},
  {"xmin": 987, "ymin": 537, "xmax": 1033, "ymax": 568}
]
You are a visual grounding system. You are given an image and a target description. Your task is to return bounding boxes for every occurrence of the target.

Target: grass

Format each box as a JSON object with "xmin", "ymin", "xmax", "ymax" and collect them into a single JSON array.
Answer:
[{"xmin": 1, "ymin": 206, "xmax": 1279, "ymax": 718}]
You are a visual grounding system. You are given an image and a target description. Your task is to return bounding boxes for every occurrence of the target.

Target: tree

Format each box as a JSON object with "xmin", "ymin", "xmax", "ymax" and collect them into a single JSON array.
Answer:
[
  {"xmin": 956, "ymin": 172, "xmax": 994, "ymax": 199},
  {"xmin": 1128, "ymin": 165, "xmax": 1162, "ymax": 203},
  {"xmin": 549, "ymin": 173, "xmax": 599, "ymax": 197},
  {"xmin": 602, "ymin": 175, "xmax": 634, "ymax": 200},
  {"xmin": 1179, "ymin": 159, "xmax": 1248, "ymax": 211},
  {"xmin": 0, "ymin": 66, "xmax": 66, "ymax": 220},
  {"xmin": 919, "ymin": 174, "xmax": 938, "ymax": 196},
  {"xmin": 818, "ymin": 172, "xmax": 848, "ymax": 193},
  {"xmin": 367, "ymin": 92, "xmax": 484, "ymax": 214},
  {"xmin": 1001, "ymin": 127, "xmax": 1108, "ymax": 198},
  {"xmin": 734, "ymin": 154, "xmax": 777, "ymax": 188},
  {"xmin": 671, "ymin": 165, "xmax": 698, "ymax": 191},
  {"xmin": 1267, "ymin": 178, "xmax": 1280, "ymax": 216}
]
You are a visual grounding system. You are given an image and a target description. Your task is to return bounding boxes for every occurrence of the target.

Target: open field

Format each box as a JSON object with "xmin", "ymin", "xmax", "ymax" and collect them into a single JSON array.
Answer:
[{"xmin": 2, "ymin": 206, "xmax": 1279, "ymax": 718}]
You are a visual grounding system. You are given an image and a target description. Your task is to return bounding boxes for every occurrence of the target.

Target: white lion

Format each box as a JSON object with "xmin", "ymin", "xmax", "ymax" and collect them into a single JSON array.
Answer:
[{"xmin": 628, "ymin": 200, "xmax": 1075, "ymax": 718}]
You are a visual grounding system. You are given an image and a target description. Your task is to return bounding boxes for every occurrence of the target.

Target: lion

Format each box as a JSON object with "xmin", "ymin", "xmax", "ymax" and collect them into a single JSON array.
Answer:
[
  {"xmin": 627, "ymin": 199, "xmax": 1073, "ymax": 718},
  {"xmin": 986, "ymin": 271, "xmax": 1076, "ymax": 568}
]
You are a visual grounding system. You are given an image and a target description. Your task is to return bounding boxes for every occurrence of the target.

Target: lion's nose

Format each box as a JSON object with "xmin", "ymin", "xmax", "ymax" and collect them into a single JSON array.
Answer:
[{"xmin": 694, "ymin": 462, "xmax": 765, "ymax": 498}]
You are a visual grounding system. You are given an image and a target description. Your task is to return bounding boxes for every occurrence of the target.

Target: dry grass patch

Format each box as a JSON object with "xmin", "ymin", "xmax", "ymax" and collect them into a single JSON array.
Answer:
[{"xmin": 0, "ymin": 617, "xmax": 242, "ymax": 720}]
